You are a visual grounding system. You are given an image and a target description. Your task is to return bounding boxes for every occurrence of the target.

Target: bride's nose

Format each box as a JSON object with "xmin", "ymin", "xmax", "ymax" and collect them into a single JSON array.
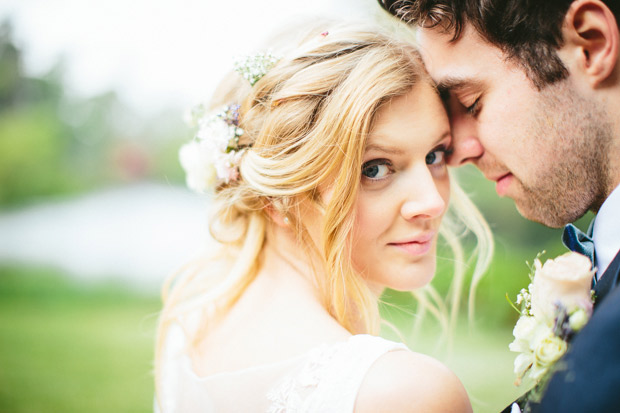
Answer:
[{"xmin": 400, "ymin": 170, "xmax": 447, "ymax": 220}]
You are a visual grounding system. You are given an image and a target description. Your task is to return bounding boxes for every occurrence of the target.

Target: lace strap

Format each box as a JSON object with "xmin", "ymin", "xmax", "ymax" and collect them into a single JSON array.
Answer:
[{"xmin": 267, "ymin": 335, "xmax": 407, "ymax": 413}]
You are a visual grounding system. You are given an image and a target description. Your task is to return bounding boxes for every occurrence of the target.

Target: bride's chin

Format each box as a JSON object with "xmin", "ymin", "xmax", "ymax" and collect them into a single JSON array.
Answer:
[
  {"xmin": 388, "ymin": 269, "xmax": 436, "ymax": 292},
  {"xmin": 364, "ymin": 272, "xmax": 436, "ymax": 294},
  {"xmin": 390, "ymin": 279, "xmax": 434, "ymax": 292}
]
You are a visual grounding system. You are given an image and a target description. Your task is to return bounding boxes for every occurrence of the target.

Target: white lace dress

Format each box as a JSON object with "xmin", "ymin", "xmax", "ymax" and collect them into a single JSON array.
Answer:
[{"xmin": 157, "ymin": 324, "xmax": 407, "ymax": 412}]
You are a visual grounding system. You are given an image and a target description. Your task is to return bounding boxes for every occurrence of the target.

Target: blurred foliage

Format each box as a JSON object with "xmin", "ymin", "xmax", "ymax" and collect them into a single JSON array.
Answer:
[
  {"xmin": 0, "ymin": 266, "xmax": 159, "ymax": 412},
  {"xmin": 0, "ymin": 20, "xmax": 187, "ymax": 209}
]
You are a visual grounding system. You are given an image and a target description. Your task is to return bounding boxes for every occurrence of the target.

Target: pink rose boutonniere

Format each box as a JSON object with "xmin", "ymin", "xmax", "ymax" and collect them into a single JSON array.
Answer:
[{"xmin": 508, "ymin": 252, "xmax": 595, "ymax": 391}]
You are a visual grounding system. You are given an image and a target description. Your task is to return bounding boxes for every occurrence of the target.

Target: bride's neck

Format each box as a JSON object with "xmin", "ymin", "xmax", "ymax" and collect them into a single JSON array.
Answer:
[
  {"xmin": 215, "ymin": 224, "xmax": 350, "ymax": 348},
  {"xmin": 259, "ymin": 225, "xmax": 379, "ymax": 336},
  {"xmin": 259, "ymin": 224, "xmax": 322, "ymax": 295}
]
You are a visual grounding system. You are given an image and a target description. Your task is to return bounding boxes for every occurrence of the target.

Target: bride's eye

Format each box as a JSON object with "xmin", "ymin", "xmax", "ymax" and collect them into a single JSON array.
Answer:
[
  {"xmin": 425, "ymin": 147, "xmax": 450, "ymax": 166},
  {"xmin": 362, "ymin": 159, "xmax": 392, "ymax": 180}
]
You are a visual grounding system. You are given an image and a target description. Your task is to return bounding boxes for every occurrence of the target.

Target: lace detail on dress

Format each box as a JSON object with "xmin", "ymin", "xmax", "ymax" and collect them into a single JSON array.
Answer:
[
  {"xmin": 267, "ymin": 375, "xmax": 302, "ymax": 413},
  {"xmin": 266, "ymin": 343, "xmax": 333, "ymax": 412},
  {"xmin": 158, "ymin": 325, "xmax": 406, "ymax": 413},
  {"xmin": 266, "ymin": 335, "xmax": 406, "ymax": 413}
]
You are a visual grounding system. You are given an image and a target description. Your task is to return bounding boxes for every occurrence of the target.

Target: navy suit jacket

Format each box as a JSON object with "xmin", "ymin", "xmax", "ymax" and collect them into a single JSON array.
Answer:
[{"xmin": 504, "ymin": 250, "xmax": 620, "ymax": 412}]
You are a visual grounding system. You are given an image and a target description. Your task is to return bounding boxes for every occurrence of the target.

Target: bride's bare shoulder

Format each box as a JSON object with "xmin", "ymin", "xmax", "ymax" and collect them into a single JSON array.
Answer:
[{"xmin": 354, "ymin": 349, "xmax": 472, "ymax": 413}]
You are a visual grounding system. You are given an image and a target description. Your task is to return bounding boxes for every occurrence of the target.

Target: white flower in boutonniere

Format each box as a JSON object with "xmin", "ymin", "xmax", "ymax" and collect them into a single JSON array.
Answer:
[
  {"xmin": 530, "ymin": 252, "xmax": 594, "ymax": 324},
  {"xmin": 508, "ymin": 252, "xmax": 595, "ymax": 388}
]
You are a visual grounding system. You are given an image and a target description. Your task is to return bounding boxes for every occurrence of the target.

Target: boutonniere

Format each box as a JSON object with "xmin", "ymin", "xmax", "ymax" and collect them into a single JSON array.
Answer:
[{"xmin": 507, "ymin": 251, "xmax": 595, "ymax": 408}]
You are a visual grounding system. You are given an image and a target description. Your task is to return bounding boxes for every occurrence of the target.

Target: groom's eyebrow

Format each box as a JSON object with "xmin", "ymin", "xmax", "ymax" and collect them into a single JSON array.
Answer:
[{"xmin": 436, "ymin": 77, "xmax": 484, "ymax": 97}]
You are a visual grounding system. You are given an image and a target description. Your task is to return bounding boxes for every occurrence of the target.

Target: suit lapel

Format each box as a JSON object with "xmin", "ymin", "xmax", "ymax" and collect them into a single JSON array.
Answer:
[{"xmin": 594, "ymin": 249, "xmax": 620, "ymax": 306}]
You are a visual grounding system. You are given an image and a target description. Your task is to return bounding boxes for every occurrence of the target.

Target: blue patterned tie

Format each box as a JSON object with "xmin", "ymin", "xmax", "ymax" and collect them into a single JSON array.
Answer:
[{"xmin": 562, "ymin": 223, "xmax": 595, "ymax": 273}]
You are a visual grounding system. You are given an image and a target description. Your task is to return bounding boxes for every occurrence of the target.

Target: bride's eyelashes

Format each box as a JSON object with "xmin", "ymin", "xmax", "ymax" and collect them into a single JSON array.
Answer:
[
  {"xmin": 361, "ymin": 145, "xmax": 451, "ymax": 184},
  {"xmin": 361, "ymin": 159, "xmax": 394, "ymax": 181},
  {"xmin": 425, "ymin": 145, "xmax": 451, "ymax": 166}
]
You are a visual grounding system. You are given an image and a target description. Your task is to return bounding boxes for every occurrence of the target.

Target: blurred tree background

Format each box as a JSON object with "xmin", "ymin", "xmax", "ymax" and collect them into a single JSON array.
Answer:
[
  {"xmin": 0, "ymin": 13, "xmax": 597, "ymax": 413},
  {"xmin": 0, "ymin": 20, "xmax": 186, "ymax": 208},
  {"xmin": 0, "ymin": 20, "xmax": 185, "ymax": 412}
]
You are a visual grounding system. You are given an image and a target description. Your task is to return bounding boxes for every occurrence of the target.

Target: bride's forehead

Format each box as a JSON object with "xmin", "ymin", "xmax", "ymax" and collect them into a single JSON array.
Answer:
[{"xmin": 367, "ymin": 86, "xmax": 449, "ymax": 151}]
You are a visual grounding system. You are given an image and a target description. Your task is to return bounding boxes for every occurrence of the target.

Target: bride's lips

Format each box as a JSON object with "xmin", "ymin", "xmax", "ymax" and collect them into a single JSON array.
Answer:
[
  {"xmin": 495, "ymin": 173, "xmax": 513, "ymax": 196},
  {"xmin": 388, "ymin": 231, "xmax": 435, "ymax": 256}
]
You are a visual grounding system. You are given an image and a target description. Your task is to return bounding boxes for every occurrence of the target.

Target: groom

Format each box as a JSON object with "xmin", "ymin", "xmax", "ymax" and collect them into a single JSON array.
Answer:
[{"xmin": 378, "ymin": 0, "xmax": 620, "ymax": 411}]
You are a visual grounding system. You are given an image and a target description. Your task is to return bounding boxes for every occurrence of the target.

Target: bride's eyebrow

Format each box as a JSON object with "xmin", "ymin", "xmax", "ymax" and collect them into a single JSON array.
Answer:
[{"xmin": 364, "ymin": 142, "xmax": 404, "ymax": 155}]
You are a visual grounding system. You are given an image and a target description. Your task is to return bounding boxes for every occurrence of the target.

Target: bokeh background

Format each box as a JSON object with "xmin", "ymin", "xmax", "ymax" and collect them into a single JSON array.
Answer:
[{"xmin": 0, "ymin": 0, "xmax": 595, "ymax": 411}]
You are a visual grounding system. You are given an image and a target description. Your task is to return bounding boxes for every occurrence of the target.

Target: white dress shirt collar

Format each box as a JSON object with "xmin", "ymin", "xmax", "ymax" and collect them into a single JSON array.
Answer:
[{"xmin": 593, "ymin": 183, "xmax": 620, "ymax": 278}]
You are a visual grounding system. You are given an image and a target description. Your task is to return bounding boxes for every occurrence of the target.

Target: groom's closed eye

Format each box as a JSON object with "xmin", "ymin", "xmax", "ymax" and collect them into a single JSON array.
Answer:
[{"xmin": 437, "ymin": 77, "xmax": 485, "ymax": 104}]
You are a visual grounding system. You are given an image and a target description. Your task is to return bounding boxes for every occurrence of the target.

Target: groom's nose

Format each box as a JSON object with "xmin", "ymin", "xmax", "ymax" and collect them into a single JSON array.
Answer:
[
  {"xmin": 447, "ymin": 134, "xmax": 484, "ymax": 167},
  {"xmin": 446, "ymin": 114, "xmax": 484, "ymax": 167}
]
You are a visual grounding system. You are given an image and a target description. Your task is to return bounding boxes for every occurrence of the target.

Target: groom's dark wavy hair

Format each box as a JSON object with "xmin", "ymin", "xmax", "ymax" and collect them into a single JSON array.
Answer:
[{"xmin": 379, "ymin": 0, "xmax": 620, "ymax": 89}]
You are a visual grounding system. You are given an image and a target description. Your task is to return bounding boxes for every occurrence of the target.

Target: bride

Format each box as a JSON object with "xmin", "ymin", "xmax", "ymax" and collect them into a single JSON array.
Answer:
[{"xmin": 155, "ymin": 21, "xmax": 492, "ymax": 412}]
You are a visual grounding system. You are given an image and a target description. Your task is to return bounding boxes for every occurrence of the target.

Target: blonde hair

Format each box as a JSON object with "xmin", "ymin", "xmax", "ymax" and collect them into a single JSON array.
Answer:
[{"xmin": 155, "ymin": 20, "xmax": 493, "ymax": 401}]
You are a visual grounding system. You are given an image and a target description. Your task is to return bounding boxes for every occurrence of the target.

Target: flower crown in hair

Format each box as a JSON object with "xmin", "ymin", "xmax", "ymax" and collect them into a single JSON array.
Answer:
[{"xmin": 179, "ymin": 52, "xmax": 281, "ymax": 193}]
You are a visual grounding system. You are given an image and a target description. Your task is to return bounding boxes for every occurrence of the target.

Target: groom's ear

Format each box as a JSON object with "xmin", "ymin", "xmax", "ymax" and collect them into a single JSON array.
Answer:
[{"xmin": 560, "ymin": 0, "xmax": 619, "ymax": 88}]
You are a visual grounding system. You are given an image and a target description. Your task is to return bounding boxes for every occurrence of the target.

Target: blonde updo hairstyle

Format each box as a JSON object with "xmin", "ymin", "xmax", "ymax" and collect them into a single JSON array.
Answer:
[{"xmin": 157, "ymin": 20, "xmax": 492, "ymax": 378}]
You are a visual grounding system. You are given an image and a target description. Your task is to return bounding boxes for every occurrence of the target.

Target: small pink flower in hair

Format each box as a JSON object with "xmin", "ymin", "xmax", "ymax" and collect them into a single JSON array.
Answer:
[
  {"xmin": 320, "ymin": 31, "xmax": 329, "ymax": 37},
  {"xmin": 214, "ymin": 150, "xmax": 245, "ymax": 184}
]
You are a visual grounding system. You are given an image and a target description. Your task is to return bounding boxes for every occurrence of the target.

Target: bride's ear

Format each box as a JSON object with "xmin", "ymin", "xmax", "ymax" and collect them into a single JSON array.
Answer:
[
  {"xmin": 560, "ymin": 0, "xmax": 620, "ymax": 88},
  {"xmin": 265, "ymin": 204, "xmax": 290, "ymax": 228}
]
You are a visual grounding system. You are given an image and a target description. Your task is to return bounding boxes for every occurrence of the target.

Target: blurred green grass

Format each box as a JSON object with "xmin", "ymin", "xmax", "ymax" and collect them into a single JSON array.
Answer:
[
  {"xmin": 0, "ymin": 267, "xmax": 160, "ymax": 413},
  {"xmin": 1, "ymin": 265, "xmax": 532, "ymax": 413}
]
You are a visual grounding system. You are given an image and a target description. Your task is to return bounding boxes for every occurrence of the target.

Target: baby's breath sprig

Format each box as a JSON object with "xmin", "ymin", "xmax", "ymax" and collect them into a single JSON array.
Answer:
[
  {"xmin": 234, "ymin": 51, "xmax": 281, "ymax": 86},
  {"xmin": 510, "ymin": 251, "xmax": 548, "ymax": 316}
]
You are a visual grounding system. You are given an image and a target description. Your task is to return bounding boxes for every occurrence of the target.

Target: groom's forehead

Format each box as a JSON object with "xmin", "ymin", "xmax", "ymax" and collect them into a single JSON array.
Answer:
[{"xmin": 417, "ymin": 26, "xmax": 509, "ymax": 83}]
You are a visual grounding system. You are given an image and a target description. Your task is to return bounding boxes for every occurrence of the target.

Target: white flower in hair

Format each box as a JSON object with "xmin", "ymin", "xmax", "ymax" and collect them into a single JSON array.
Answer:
[
  {"xmin": 179, "ymin": 139, "xmax": 218, "ymax": 193},
  {"xmin": 196, "ymin": 112, "xmax": 240, "ymax": 152},
  {"xmin": 179, "ymin": 103, "xmax": 245, "ymax": 193}
]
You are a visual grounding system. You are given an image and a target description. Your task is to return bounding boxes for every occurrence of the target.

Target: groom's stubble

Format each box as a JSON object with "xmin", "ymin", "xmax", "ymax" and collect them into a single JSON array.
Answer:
[{"xmin": 505, "ymin": 79, "xmax": 612, "ymax": 228}]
